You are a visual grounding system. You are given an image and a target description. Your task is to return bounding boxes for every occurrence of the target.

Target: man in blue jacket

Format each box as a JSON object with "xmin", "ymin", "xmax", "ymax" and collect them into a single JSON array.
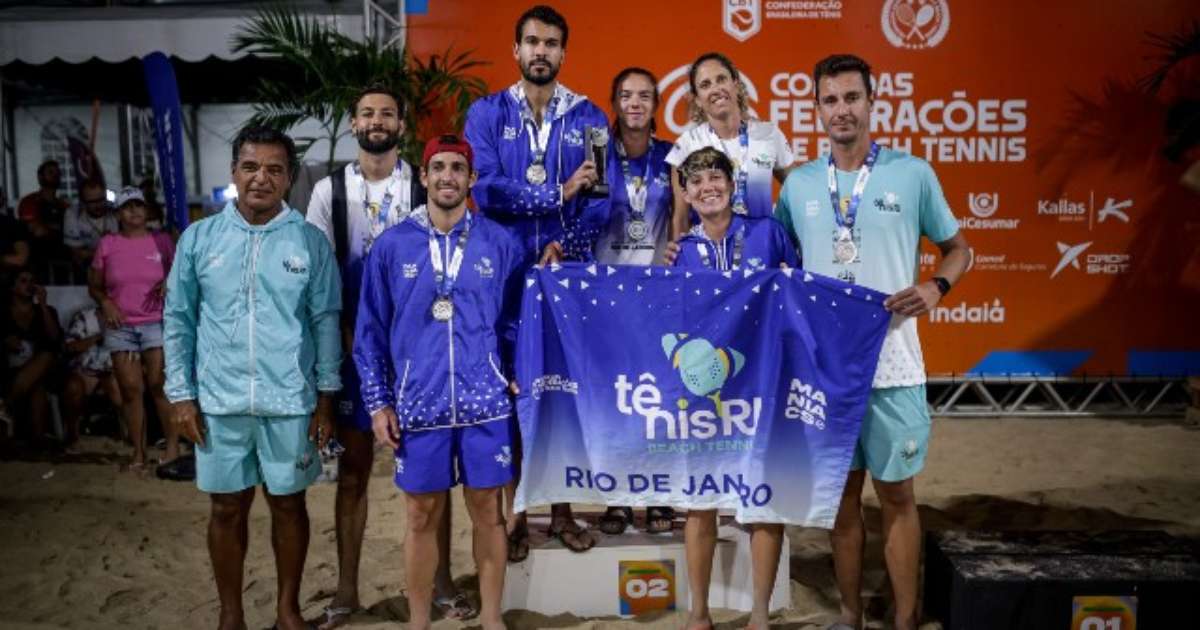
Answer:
[
  {"xmin": 164, "ymin": 126, "xmax": 341, "ymax": 630},
  {"xmin": 463, "ymin": 1, "xmax": 603, "ymax": 559},
  {"xmin": 355, "ymin": 135, "xmax": 521, "ymax": 630}
]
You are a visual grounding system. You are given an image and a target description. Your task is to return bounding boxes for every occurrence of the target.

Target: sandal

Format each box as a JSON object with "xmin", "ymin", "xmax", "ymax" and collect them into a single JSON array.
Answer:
[
  {"xmin": 312, "ymin": 605, "xmax": 354, "ymax": 630},
  {"xmin": 433, "ymin": 592, "xmax": 478, "ymax": 620},
  {"xmin": 155, "ymin": 454, "xmax": 196, "ymax": 481},
  {"xmin": 507, "ymin": 525, "xmax": 530, "ymax": 563},
  {"xmin": 645, "ymin": 506, "xmax": 676, "ymax": 534},
  {"xmin": 598, "ymin": 506, "xmax": 634, "ymax": 535},
  {"xmin": 547, "ymin": 520, "xmax": 597, "ymax": 553}
]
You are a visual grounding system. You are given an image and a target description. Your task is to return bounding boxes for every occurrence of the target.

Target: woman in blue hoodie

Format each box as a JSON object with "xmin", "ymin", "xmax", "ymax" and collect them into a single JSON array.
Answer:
[{"xmin": 672, "ymin": 146, "xmax": 796, "ymax": 630}]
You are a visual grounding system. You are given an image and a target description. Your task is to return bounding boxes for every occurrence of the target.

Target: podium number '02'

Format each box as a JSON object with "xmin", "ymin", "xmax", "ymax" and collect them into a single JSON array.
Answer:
[
  {"xmin": 624, "ymin": 577, "xmax": 670, "ymax": 599},
  {"xmin": 1080, "ymin": 618, "xmax": 1122, "ymax": 630}
]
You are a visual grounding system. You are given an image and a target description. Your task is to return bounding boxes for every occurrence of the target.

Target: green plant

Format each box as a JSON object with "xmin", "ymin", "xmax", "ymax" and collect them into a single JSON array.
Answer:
[{"xmin": 231, "ymin": 6, "xmax": 488, "ymax": 173}]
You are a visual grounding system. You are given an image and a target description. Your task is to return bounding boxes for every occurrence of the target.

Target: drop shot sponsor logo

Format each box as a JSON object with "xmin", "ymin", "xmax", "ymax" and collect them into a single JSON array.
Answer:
[
  {"xmin": 1051, "ymin": 242, "xmax": 1131, "ymax": 277},
  {"xmin": 928, "ymin": 298, "xmax": 1006, "ymax": 324}
]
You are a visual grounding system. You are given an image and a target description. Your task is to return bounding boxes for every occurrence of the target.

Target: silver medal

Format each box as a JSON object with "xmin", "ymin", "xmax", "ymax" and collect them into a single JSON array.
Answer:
[
  {"xmin": 431, "ymin": 297, "xmax": 454, "ymax": 322},
  {"xmin": 834, "ymin": 237, "xmax": 858, "ymax": 264},
  {"xmin": 625, "ymin": 218, "xmax": 648, "ymax": 242},
  {"xmin": 525, "ymin": 163, "xmax": 547, "ymax": 185}
]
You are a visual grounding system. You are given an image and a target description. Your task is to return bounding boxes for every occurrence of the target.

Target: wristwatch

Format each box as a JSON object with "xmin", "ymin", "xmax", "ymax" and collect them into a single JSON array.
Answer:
[{"xmin": 931, "ymin": 276, "xmax": 951, "ymax": 296}]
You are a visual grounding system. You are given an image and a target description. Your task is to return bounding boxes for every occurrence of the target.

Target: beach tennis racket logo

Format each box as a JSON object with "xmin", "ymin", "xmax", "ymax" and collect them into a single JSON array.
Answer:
[
  {"xmin": 881, "ymin": 0, "xmax": 950, "ymax": 50},
  {"xmin": 723, "ymin": 0, "xmax": 762, "ymax": 42},
  {"xmin": 618, "ymin": 560, "xmax": 676, "ymax": 615}
]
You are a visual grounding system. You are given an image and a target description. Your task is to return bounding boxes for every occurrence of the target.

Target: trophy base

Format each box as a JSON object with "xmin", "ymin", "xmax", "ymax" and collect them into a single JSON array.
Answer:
[{"xmin": 586, "ymin": 184, "xmax": 610, "ymax": 198}]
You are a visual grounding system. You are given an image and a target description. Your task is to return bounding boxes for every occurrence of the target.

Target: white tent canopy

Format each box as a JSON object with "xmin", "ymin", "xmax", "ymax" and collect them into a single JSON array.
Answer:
[
  {"xmin": 0, "ymin": 8, "xmax": 365, "ymax": 66},
  {"xmin": 0, "ymin": 17, "xmax": 257, "ymax": 65}
]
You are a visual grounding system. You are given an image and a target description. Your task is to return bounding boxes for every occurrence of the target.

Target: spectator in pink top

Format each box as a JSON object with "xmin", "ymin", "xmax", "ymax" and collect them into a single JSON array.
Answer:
[{"xmin": 89, "ymin": 186, "xmax": 178, "ymax": 473}]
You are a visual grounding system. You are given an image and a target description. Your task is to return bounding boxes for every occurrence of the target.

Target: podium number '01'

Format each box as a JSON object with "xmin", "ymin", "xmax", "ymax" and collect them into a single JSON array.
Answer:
[
  {"xmin": 1080, "ymin": 619, "xmax": 1122, "ymax": 630},
  {"xmin": 624, "ymin": 577, "xmax": 670, "ymax": 599}
]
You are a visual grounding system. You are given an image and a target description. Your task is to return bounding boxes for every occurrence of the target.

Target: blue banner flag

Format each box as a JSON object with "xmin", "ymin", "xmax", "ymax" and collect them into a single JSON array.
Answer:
[
  {"xmin": 142, "ymin": 52, "xmax": 188, "ymax": 230},
  {"xmin": 515, "ymin": 264, "xmax": 891, "ymax": 526}
]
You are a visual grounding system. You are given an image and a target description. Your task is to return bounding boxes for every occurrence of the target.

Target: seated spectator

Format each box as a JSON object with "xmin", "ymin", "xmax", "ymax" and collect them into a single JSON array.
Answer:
[
  {"xmin": 89, "ymin": 187, "xmax": 178, "ymax": 473},
  {"xmin": 64, "ymin": 179, "xmax": 119, "ymax": 280},
  {"xmin": 17, "ymin": 160, "xmax": 70, "ymax": 280},
  {"xmin": 1, "ymin": 210, "xmax": 31, "ymax": 279},
  {"xmin": 61, "ymin": 304, "xmax": 121, "ymax": 449},
  {"xmin": 1, "ymin": 268, "xmax": 61, "ymax": 446}
]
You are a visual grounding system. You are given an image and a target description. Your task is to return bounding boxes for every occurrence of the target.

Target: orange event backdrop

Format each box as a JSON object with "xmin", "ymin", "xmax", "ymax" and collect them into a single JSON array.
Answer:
[{"xmin": 408, "ymin": 0, "xmax": 1200, "ymax": 377}]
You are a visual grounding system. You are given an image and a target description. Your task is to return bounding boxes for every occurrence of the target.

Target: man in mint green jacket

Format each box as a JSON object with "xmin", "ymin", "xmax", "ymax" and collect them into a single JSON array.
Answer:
[{"xmin": 164, "ymin": 126, "xmax": 341, "ymax": 630}]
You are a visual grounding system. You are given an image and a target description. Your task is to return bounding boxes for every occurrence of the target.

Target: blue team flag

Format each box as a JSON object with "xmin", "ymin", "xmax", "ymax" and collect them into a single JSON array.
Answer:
[
  {"xmin": 515, "ymin": 264, "xmax": 891, "ymax": 526},
  {"xmin": 142, "ymin": 52, "xmax": 188, "ymax": 230}
]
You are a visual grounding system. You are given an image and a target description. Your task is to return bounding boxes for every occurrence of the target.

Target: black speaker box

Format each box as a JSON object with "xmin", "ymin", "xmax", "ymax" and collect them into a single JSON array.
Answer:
[{"xmin": 923, "ymin": 530, "xmax": 1200, "ymax": 629}]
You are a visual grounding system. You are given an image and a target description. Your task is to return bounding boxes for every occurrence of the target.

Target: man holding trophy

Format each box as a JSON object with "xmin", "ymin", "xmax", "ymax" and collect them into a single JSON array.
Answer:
[{"xmin": 464, "ymin": 3, "xmax": 611, "ymax": 560}]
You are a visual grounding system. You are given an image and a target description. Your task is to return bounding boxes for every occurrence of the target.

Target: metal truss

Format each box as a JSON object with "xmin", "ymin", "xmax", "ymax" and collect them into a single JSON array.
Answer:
[
  {"xmin": 926, "ymin": 376, "xmax": 1194, "ymax": 417},
  {"xmin": 363, "ymin": 0, "xmax": 407, "ymax": 51}
]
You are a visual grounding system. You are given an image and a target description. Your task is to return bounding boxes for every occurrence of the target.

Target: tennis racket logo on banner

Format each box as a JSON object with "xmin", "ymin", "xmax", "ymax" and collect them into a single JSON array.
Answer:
[{"xmin": 882, "ymin": 0, "xmax": 951, "ymax": 50}]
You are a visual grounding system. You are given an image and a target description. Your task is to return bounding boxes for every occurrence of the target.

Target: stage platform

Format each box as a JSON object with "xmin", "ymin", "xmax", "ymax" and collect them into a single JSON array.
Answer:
[{"xmin": 503, "ymin": 513, "xmax": 789, "ymax": 617}]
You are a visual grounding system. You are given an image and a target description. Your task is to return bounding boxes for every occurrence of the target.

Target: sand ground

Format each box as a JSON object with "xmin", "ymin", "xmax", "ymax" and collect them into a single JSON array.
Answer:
[{"xmin": 2, "ymin": 416, "xmax": 1197, "ymax": 629}]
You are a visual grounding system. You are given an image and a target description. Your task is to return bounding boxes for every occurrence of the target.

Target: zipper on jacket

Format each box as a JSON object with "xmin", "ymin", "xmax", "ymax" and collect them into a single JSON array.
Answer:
[
  {"xmin": 445, "ymin": 232, "xmax": 458, "ymax": 426},
  {"xmin": 248, "ymin": 232, "xmax": 262, "ymax": 414}
]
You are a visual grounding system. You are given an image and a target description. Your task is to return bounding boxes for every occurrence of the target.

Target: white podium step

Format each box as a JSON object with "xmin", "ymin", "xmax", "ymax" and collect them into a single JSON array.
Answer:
[{"xmin": 502, "ymin": 513, "xmax": 789, "ymax": 617}]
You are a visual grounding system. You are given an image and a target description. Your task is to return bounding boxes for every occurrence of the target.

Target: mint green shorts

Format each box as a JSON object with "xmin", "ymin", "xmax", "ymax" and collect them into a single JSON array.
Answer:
[
  {"xmin": 849, "ymin": 385, "xmax": 931, "ymax": 482},
  {"xmin": 195, "ymin": 414, "xmax": 319, "ymax": 496}
]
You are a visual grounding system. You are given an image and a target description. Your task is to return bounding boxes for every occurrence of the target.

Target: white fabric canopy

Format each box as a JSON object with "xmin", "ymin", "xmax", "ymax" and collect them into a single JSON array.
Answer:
[{"xmin": 0, "ymin": 13, "xmax": 364, "ymax": 66}]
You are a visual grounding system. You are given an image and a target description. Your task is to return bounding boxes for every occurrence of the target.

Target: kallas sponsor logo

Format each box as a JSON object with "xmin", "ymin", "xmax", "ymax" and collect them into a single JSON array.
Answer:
[{"xmin": 1038, "ymin": 198, "xmax": 1086, "ymax": 216}]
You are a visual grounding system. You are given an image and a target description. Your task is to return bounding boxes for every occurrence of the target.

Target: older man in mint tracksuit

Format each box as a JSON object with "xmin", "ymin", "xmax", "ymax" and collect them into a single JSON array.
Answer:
[{"xmin": 163, "ymin": 126, "xmax": 341, "ymax": 630}]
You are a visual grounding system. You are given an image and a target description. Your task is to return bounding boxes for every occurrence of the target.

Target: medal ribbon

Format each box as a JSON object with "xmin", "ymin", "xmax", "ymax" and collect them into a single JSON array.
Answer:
[
  {"xmin": 428, "ymin": 214, "xmax": 472, "ymax": 298},
  {"xmin": 355, "ymin": 162, "xmax": 402, "ymax": 249},
  {"xmin": 696, "ymin": 223, "xmax": 746, "ymax": 270},
  {"xmin": 617, "ymin": 138, "xmax": 654, "ymax": 218},
  {"xmin": 518, "ymin": 85, "xmax": 560, "ymax": 167},
  {"xmin": 826, "ymin": 141, "xmax": 881, "ymax": 230},
  {"xmin": 709, "ymin": 121, "xmax": 750, "ymax": 213}
]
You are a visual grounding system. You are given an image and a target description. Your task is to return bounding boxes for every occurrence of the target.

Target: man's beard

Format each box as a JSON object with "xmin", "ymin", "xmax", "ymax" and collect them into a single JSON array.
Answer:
[
  {"xmin": 521, "ymin": 59, "xmax": 560, "ymax": 86},
  {"xmin": 356, "ymin": 128, "xmax": 401, "ymax": 154},
  {"xmin": 431, "ymin": 189, "xmax": 467, "ymax": 211}
]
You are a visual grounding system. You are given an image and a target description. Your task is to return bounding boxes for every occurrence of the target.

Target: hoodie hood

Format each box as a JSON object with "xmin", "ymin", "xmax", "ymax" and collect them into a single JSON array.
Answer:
[{"xmin": 222, "ymin": 201, "xmax": 302, "ymax": 232}]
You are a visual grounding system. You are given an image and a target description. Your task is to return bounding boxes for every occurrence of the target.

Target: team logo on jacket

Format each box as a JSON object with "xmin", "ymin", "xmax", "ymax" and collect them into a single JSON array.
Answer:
[
  {"xmin": 874, "ymin": 192, "xmax": 902, "ymax": 213},
  {"xmin": 503, "ymin": 126, "xmax": 518, "ymax": 141},
  {"xmin": 403, "ymin": 263, "xmax": 419, "ymax": 279},
  {"xmin": 282, "ymin": 255, "xmax": 308, "ymax": 274},
  {"xmin": 475, "ymin": 256, "xmax": 495, "ymax": 278},
  {"xmin": 564, "ymin": 128, "xmax": 584, "ymax": 147}
]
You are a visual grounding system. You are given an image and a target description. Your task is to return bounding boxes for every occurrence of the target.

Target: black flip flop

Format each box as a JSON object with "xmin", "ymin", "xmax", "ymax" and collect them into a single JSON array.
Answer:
[
  {"xmin": 598, "ymin": 506, "xmax": 634, "ymax": 535},
  {"xmin": 645, "ymin": 506, "xmax": 676, "ymax": 534}
]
